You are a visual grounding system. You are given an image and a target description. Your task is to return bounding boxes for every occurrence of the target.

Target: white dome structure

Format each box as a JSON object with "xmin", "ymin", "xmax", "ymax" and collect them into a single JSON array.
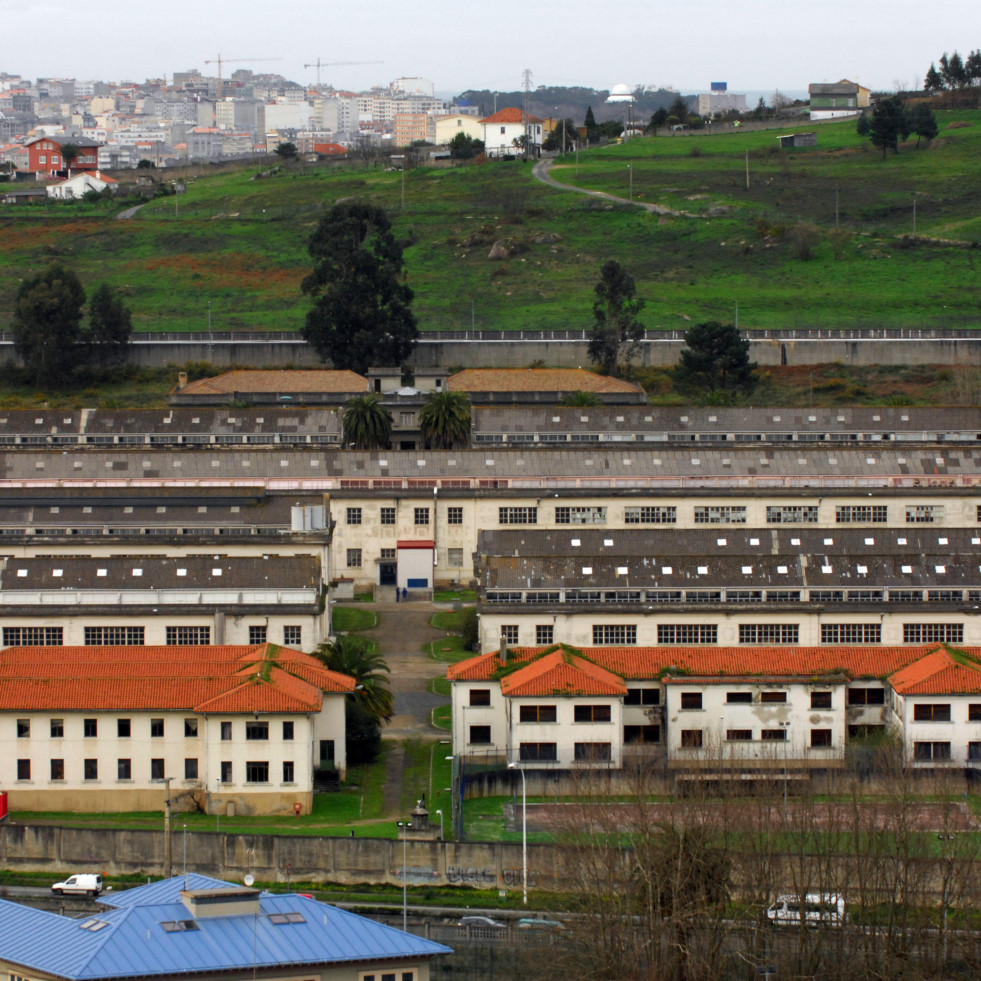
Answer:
[{"xmin": 607, "ymin": 83, "xmax": 635, "ymax": 103}]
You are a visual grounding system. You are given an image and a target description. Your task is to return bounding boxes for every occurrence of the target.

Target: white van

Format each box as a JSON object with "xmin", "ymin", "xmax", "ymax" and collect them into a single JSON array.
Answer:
[
  {"xmin": 767, "ymin": 893, "xmax": 846, "ymax": 927},
  {"xmin": 51, "ymin": 874, "xmax": 103, "ymax": 897}
]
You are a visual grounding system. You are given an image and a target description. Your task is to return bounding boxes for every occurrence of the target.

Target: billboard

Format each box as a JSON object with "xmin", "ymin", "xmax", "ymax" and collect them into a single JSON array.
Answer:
[{"xmin": 710, "ymin": 82, "xmax": 728, "ymax": 92}]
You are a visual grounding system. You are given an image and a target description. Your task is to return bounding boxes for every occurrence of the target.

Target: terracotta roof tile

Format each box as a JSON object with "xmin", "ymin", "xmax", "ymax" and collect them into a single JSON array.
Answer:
[
  {"xmin": 447, "ymin": 368, "xmax": 643, "ymax": 395},
  {"xmin": 177, "ymin": 370, "xmax": 369, "ymax": 396},
  {"xmin": 478, "ymin": 108, "xmax": 543, "ymax": 124},
  {"xmin": 888, "ymin": 648, "xmax": 981, "ymax": 695},
  {"xmin": 500, "ymin": 649, "xmax": 627, "ymax": 697}
]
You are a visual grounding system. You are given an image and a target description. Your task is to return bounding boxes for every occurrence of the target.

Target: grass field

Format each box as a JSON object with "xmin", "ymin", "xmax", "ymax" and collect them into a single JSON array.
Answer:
[{"xmin": 1, "ymin": 112, "xmax": 979, "ymax": 334}]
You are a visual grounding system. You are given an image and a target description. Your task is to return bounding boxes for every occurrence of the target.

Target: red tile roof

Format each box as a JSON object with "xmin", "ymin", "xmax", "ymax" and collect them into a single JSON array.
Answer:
[
  {"xmin": 448, "ymin": 368, "xmax": 643, "ymax": 395},
  {"xmin": 177, "ymin": 370, "xmax": 369, "ymax": 396},
  {"xmin": 478, "ymin": 108, "xmax": 543, "ymax": 125},
  {"xmin": 500, "ymin": 649, "xmax": 627, "ymax": 697},
  {"xmin": 0, "ymin": 644, "xmax": 355, "ymax": 713},
  {"xmin": 888, "ymin": 648, "xmax": 981, "ymax": 695}
]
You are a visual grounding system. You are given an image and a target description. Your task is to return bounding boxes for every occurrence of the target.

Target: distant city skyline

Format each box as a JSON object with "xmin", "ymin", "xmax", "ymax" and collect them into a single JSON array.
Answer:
[{"xmin": 0, "ymin": 0, "xmax": 973, "ymax": 96}]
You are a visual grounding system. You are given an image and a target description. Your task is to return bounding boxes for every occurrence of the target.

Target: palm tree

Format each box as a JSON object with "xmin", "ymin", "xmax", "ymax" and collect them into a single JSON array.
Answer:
[
  {"xmin": 418, "ymin": 390, "xmax": 471, "ymax": 449},
  {"xmin": 560, "ymin": 390, "xmax": 601, "ymax": 407},
  {"xmin": 314, "ymin": 635, "xmax": 394, "ymax": 721},
  {"xmin": 342, "ymin": 394, "xmax": 393, "ymax": 449}
]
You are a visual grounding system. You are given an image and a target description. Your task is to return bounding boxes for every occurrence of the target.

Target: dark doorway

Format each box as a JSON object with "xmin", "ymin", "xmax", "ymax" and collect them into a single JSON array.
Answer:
[{"xmin": 379, "ymin": 562, "xmax": 397, "ymax": 585}]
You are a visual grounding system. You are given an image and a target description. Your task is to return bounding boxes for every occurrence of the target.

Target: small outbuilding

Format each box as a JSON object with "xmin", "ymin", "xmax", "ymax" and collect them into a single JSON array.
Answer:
[{"xmin": 776, "ymin": 132, "xmax": 817, "ymax": 149}]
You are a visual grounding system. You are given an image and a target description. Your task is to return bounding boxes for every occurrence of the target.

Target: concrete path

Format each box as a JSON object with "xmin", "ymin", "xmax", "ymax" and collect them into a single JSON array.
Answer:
[{"xmin": 116, "ymin": 203, "xmax": 145, "ymax": 220}]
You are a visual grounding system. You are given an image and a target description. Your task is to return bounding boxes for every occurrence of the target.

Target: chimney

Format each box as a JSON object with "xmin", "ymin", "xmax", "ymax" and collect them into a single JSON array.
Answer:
[
  {"xmin": 177, "ymin": 371, "xmax": 188, "ymax": 389},
  {"xmin": 499, "ymin": 633, "xmax": 508, "ymax": 664}
]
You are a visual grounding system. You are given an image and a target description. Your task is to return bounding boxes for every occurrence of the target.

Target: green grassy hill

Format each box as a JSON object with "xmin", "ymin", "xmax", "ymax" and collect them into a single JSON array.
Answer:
[{"xmin": 1, "ymin": 112, "xmax": 979, "ymax": 334}]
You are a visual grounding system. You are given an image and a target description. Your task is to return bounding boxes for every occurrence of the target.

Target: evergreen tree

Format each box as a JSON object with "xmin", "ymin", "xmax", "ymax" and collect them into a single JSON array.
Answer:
[
  {"xmin": 584, "ymin": 105, "xmax": 596, "ymax": 129},
  {"xmin": 924, "ymin": 63, "xmax": 945, "ymax": 92},
  {"xmin": 966, "ymin": 50, "xmax": 981, "ymax": 86},
  {"xmin": 674, "ymin": 321, "xmax": 758, "ymax": 396},
  {"xmin": 86, "ymin": 283, "xmax": 132, "ymax": 367},
  {"xmin": 910, "ymin": 102, "xmax": 939, "ymax": 146},
  {"xmin": 648, "ymin": 107, "xmax": 668, "ymax": 135},
  {"xmin": 866, "ymin": 96, "xmax": 911, "ymax": 158},
  {"xmin": 588, "ymin": 260, "xmax": 645, "ymax": 377}
]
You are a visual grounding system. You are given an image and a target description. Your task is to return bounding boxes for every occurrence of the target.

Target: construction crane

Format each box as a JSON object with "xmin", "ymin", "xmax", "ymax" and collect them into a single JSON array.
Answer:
[
  {"xmin": 303, "ymin": 59, "xmax": 383, "ymax": 87},
  {"xmin": 204, "ymin": 55, "xmax": 282, "ymax": 99}
]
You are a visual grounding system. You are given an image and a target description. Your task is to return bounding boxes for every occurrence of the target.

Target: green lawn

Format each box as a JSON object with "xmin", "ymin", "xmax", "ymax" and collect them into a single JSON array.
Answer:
[
  {"xmin": 331, "ymin": 606, "xmax": 377, "ymax": 632},
  {"xmin": 433, "ymin": 588, "xmax": 477, "ymax": 602}
]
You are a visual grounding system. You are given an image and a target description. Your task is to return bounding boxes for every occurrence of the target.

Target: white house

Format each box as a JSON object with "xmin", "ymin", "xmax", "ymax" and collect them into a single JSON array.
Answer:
[
  {"xmin": 478, "ymin": 108, "xmax": 543, "ymax": 157},
  {"xmin": 0, "ymin": 643, "xmax": 355, "ymax": 814},
  {"xmin": 46, "ymin": 170, "xmax": 117, "ymax": 199}
]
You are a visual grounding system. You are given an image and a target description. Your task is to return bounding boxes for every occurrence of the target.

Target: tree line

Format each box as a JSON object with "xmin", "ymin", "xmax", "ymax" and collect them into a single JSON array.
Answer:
[{"xmin": 925, "ymin": 50, "xmax": 981, "ymax": 92}]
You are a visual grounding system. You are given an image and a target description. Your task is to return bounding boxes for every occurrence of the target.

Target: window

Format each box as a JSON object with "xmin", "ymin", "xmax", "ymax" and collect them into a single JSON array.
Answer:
[
  {"xmin": 681, "ymin": 730, "xmax": 703, "ymax": 748},
  {"xmin": 469, "ymin": 689, "xmax": 491, "ymax": 707},
  {"xmin": 624, "ymin": 505, "xmax": 676, "ymax": 524},
  {"xmin": 811, "ymin": 691, "xmax": 832, "ymax": 709},
  {"xmin": 84, "ymin": 718, "xmax": 98, "ymax": 737},
  {"xmin": 556, "ymin": 506, "xmax": 607, "ymax": 525},
  {"xmin": 680, "ymin": 693, "xmax": 703, "ymax": 710},
  {"xmin": 498, "ymin": 624, "xmax": 519, "ymax": 645},
  {"xmin": 739, "ymin": 624, "xmax": 799, "ymax": 644},
  {"xmin": 84, "ymin": 759, "xmax": 98, "ymax": 780},
  {"xmin": 283, "ymin": 721, "xmax": 294, "ymax": 740},
  {"xmin": 498, "ymin": 506, "xmax": 538, "ymax": 525},
  {"xmin": 249, "ymin": 625, "xmax": 267, "ymax": 644},
  {"xmin": 536, "ymin": 625, "xmax": 554, "ymax": 646},
  {"xmin": 220, "ymin": 761, "xmax": 232, "ymax": 783},
  {"xmin": 760, "ymin": 691, "xmax": 787, "ymax": 703},
  {"xmin": 319, "ymin": 740, "xmax": 334, "ymax": 763},
  {"xmin": 346, "ymin": 507, "xmax": 362, "ymax": 525},
  {"xmin": 16, "ymin": 719, "xmax": 29, "ymax": 738},
  {"xmin": 625, "ymin": 688, "xmax": 660, "ymax": 706},
  {"xmin": 766, "ymin": 505, "xmax": 819, "ymax": 524},
  {"xmin": 970, "ymin": 742, "xmax": 981, "ymax": 761},
  {"xmin": 835, "ymin": 505, "xmax": 888, "ymax": 523},
  {"xmin": 970, "ymin": 704, "xmax": 981, "ymax": 722},
  {"xmin": 184, "ymin": 718, "xmax": 198, "ymax": 738},
  {"xmin": 726, "ymin": 692, "xmax": 752, "ymax": 704},
  {"xmin": 821, "ymin": 623, "xmax": 881, "ymax": 644},
  {"xmin": 380, "ymin": 548, "xmax": 396, "ymax": 561},
  {"xmin": 727, "ymin": 730, "xmax": 752, "ymax": 741},
  {"xmin": 575, "ymin": 705, "xmax": 612, "ymax": 723},
  {"xmin": 849, "ymin": 724, "xmax": 885, "ymax": 739},
  {"xmin": 904, "ymin": 624, "xmax": 964, "ymax": 643},
  {"xmin": 469, "ymin": 725, "xmax": 491, "ymax": 744},
  {"xmin": 913, "ymin": 703, "xmax": 951, "ymax": 722},
  {"xmin": 118, "ymin": 759, "xmax": 132, "ymax": 780},
  {"xmin": 183, "ymin": 758, "xmax": 198, "ymax": 780},
  {"xmin": 150, "ymin": 758, "xmax": 165, "ymax": 780},
  {"xmin": 906, "ymin": 505, "xmax": 943, "ymax": 524},
  {"xmin": 413, "ymin": 507, "xmax": 430, "ymax": 525},
  {"xmin": 520, "ymin": 705, "xmax": 557, "ymax": 723},
  {"xmin": 914, "ymin": 741, "xmax": 951, "ymax": 761},
  {"xmin": 246, "ymin": 721, "xmax": 269, "ymax": 740},
  {"xmin": 84, "ymin": 626, "xmax": 145, "ymax": 645},
  {"xmin": 447, "ymin": 548, "xmax": 464, "ymax": 567},
  {"xmin": 220, "ymin": 721, "xmax": 232, "ymax": 741},
  {"xmin": 346, "ymin": 548, "xmax": 362, "ymax": 568},
  {"xmin": 447, "ymin": 506, "xmax": 463, "ymax": 525},
  {"xmin": 848, "ymin": 688, "xmax": 885, "ymax": 706},
  {"xmin": 592, "ymin": 624, "xmax": 637, "ymax": 645},
  {"xmin": 17, "ymin": 759, "xmax": 30, "ymax": 780},
  {"xmin": 380, "ymin": 506, "xmax": 396, "ymax": 525},
  {"xmin": 150, "ymin": 719, "xmax": 164, "ymax": 738},
  {"xmin": 50, "ymin": 758, "xmax": 64, "ymax": 780},
  {"xmin": 519, "ymin": 742, "xmax": 557, "ymax": 762},
  {"xmin": 166, "ymin": 626, "xmax": 210, "ymax": 645},
  {"xmin": 2, "ymin": 626, "xmax": 63, "ymax": 645},
  {"xmin": 283, "ymin": 625, "xmax": 302, "ymax": 646},
  {"xmin": 694, "ymin": 506, "xmax": 747, "ymax": 524},
  {"xmin": 657, "ymin": 624, "xmax": 717, "ymax": 644},
  {"xmin": 117, "ymin": 718, "xmax": 131, "ymax": 738},
  {"xmin": 246, "ymin": 761, "xmax": 270, "ymax": 783},
  {"xmin": 624, "ymin": 724, "xmax": 660, "ymax": 744},
  {"xmin": 50, "ymin": 718, "xmax": 64, "ymax": 738},
  {"xmin": 283, "ymin": 761, "xmax": 294, "ymax": 783},
  {"xmin": 760, "ymin": 729, "xmax": 786, "ymax": 741},
  {"xmin": 810, "ymin": 729, "xmax": 833, "ymax": 747},
  {"xmin": 574, "ymin": 742, "xmax": 612, "ymax": 761}
]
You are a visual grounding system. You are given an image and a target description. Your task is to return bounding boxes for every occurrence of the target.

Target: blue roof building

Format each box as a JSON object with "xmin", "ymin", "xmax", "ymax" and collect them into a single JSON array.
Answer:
[{"xmin": 0, "ymin": 874, "xmax": 450, "ymax": 981}]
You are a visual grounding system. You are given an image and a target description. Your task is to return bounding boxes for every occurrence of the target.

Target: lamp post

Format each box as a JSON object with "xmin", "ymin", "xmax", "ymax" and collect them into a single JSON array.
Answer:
[
  {"xmin": 154, "ymin": 776, "xmax": 174, "ymax": 878},
  {"xmin": 435, "ymin": 808, "xmax": 445, "ymax": 840},
  {"xmin": 397, "ymin": 821, "xmax": 411, "ymax": 931},
  {"xmin": 507, "ymin": 761, "xmax": 528, "ymax": 905}
]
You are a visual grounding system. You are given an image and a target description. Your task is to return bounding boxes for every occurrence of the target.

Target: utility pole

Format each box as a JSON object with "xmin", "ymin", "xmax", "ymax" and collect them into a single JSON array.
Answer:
[{"xmin": 162, "ymin": 777, "xmax": 173, "ymax": 878}]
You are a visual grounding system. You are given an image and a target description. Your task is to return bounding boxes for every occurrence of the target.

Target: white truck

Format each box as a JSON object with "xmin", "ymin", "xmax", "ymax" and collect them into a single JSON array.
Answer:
[
  {"xmin": 767, "ymin": 893, "xmax": 846, "ymax": 927},
  {"xmin": 51, "ymin": 873, "xmax": 103, "ymax": 897}
]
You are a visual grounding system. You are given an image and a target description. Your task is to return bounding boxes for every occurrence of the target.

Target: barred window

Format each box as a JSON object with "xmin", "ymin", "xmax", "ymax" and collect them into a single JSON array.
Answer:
[
  {"xmin": 766, "ymin": 591, "xmax": 801, "ymax": 603},
  {"xmin": 413, "ymin": 508, "xmax": 430, "ymax": 525},
  {"xmin": 738, "ymin": 624, "xmax": 799, "ymax": 644},
  {"xmin": 447, "ymin": 506, "xmax": 463, "ymax": 525},
  {"xmin": 346, "ymin": 507, "xmax": 362, "ymax": 525},
  {"xmin": 766, "ymin": 505, "xmax": 819, "ymax": 524},
  {"xmin": 727, "ymin": 729, "xmax": 752, "ymax": 741},
  {"xmin": 889, "ymin": 590, "xmax": 922, "ymax": 603},
  {"xmin": 283, "ymin": 625, "xmax": 302, "ymax": 646},
  {"xmin": 166, "ymin": 626, "xmax": 210, "ymax": 645},
  {"xmin": 497, "ymin": 624, "xmax": 519, "ymax": 644},
  {"xmin": 906, "ymin": 505, "xmax": 943, "ymax": 524},
  {"xmin": 846, "ymin": 590, "xmax": 883, "ymax": 602},
  {"xmin": 657, "ymin": 624, "xmax": 718, "ymax": 644},
  {"xmin": 346, "ymin": 548, "xmax": 362, "ymax": 568},
  {"xmin": 380, "ymin": 548, "xmax": 396, "ymax": 560},
  {"xmin": 680, "ymin": 730, "xmax": 703, "ymax": 748},
  {"xmin": 835, "ymin": 505, "xmax": 888, "ymax": 523},
  {"xmin": 2, "ymin": 626, "xmax": 63, "ymax": 646},
  {"xmin": 903, "ymin": 624, "xmax": 964, "ymax": 643},
  {"xmin": 694, "ymin": 506, "xmax": 747, "ymax": 524},
  {"xmin": 592, "ymin": 624, "xmax": 638, "ymax": 645},
  {"xmin": 249, "ymin": 625, "xmax": 267, "ymax": 644},
  {"xmin": 728, "ymin": 590, "xmax": 764, "ymax": 604},
  {"xmin": 519, "ymin": 742, "xmax": 557, "ymax": 762},
  {"xmin": 624, "ymin": 506, "xmax": 677, "ymax": 524},
  {"xmin": 83, "ymin": 626, "xmax": 145, "ymax": 645},
  {"xmin": 821, "ymin": 623, "xmax": 882, "ymax": 644},
  {"xmin": 811, "ymin": 590, "xmax": 844, "ymax": 603},
  {"xmin": 574, "ymin": 742, "xmax": 612, "ymax": 761},
  {"xmin": 498, "ymin": 506, "xmax": 538, "ymax": 525},
  {"xmin": 536, "ymin": 625, "xmax": 554, "ymax": 645},
  {"xmin": 928, "ymin": 590, "xmax": 962, "ymax": 602},
  {"xmin": 760, "ymin": 729, "xmax": 786, "ymax": 741},
  {"xmin": 246, "ymin": 721, "xmax": 269, "ymax": 740},
  {"xmin": 380, "ymin": 507, "xmax": 396, "ymax": 525},
  {"xmin": 556, "ymin": 506, "xmax": 607, "ymax": 525}
]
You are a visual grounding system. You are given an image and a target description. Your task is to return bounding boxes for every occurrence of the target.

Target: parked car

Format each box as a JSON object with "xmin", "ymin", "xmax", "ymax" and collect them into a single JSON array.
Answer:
[
  {"xmin": 767, "ymin": 893, "xmax": 846, "ymax": 927},
  {"xmin": 51, "ymin": 873, "xmax": 103, "ymax": 897},
  {"xmin": 517, "ymin": 915, "xmax": 565, "ymax": 930},
  {"xmin": 458, "ymin": 915, "xmax": 507, "ymax": 929}
]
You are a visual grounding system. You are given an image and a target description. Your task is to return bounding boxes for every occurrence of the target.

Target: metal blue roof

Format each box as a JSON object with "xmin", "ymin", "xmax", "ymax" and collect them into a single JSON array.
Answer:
[{"xmin": 0, "ymin": 878, "xmax": 451, "ymax": 980}]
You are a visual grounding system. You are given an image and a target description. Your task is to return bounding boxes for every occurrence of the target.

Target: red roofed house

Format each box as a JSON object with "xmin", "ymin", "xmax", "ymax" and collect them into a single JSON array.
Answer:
[
  {"xmin": 46, "ymin": 170, "xmax": 118, "ymax": 200},
  {"xmin": 478, "ymin": 107, "xmax": 543, "ymax": 157},
  {"xmin": 0, "ymin": 643, "xmax": 355, "ymax": 815},
  {"xmin": 448, "ymin": 642, "xmax": 981, "ymax": 778},
  {"xmin": 24, "ymin": 135, "xmax": 102, "ymax": 178}
]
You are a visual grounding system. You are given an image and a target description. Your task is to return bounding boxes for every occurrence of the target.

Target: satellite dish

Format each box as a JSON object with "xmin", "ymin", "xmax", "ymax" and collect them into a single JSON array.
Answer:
[{"xmin": 244, "ymin": 874, "xmax": 255, "ymax": 887}]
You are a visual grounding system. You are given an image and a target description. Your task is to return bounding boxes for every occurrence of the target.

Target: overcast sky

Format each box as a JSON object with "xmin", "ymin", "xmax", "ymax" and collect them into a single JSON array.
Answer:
[{"xmin": 0, "ymin": 0, "xmax": 972, "ymax": 96}]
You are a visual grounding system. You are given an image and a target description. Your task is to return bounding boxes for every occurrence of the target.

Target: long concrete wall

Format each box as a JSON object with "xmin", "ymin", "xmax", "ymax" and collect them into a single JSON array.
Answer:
[{"xmin": 2, "ymin": 330, "xmax": 980, "ymax": 370}]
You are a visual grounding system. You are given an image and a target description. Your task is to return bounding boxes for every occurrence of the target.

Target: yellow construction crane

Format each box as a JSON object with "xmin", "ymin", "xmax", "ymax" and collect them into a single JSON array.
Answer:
[
  {"xmin": 204, "ymin": 55, "xmax": 283, "ymax": 99},
  {"xmin": 303, "ymin": 59, "xmax": 383, "ymax": 87}
]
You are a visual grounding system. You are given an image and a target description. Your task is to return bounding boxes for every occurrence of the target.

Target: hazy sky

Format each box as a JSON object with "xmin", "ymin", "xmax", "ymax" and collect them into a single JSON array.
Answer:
[{"xmin": 0, "ymin": 0, "xmax": 972, "ymax": 96}]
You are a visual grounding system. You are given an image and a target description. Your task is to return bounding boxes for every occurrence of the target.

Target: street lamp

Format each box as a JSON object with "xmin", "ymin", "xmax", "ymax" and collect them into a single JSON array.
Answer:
[
  {"xmin": 397, "ymin": 821, "xmax": 412, "ymax": 931},
  {"xmin": 435, "ymin": 808, "xmax": 445, "ymax": 840},
  {"xmin": 507, "ymin": 761, "xmax": 528, "ymax": 905}
]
